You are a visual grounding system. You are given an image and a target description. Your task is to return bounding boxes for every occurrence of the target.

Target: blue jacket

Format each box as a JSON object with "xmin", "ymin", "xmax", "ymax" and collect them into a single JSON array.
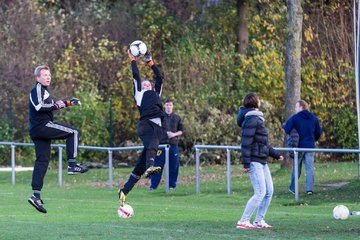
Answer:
[
  {"xmin": 237, "ymin": 107, "xmax": 280, "ymax": 168},
  {"xmin": 283, "ymin": 110, "xmax": 322, "ymax": 148}
]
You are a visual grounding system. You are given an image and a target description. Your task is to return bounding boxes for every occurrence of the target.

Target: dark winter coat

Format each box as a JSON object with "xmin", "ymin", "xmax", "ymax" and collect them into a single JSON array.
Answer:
[
  {"xmin": 237, "ymin": 107, "xmax": 281, "ymax": 168},
  {"xmin": 286, "ymin": 128, "xmax": 299, "ymax": 159},
  {"xmin": 283, "ymin": 110, "xmax": 322, "ymax": 148}
]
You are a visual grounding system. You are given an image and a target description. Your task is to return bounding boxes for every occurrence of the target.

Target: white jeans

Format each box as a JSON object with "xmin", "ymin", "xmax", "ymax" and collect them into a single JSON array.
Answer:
[{"xmin": 240, "ymin": 162, "xmax": 274, "ymax": 223}]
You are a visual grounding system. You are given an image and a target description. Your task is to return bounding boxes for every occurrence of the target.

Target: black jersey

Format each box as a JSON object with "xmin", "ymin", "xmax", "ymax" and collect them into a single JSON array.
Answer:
[
  {"xmin": 132, "ymin": 61, "xmax": 166, "ymax": 121},
  {"xmin": 163, "ymin": 113, "xmax": 184, "ymax": 145},
  {"xmin": 29, "ymin": 82, "xmax": 57, "ymax": 131}
]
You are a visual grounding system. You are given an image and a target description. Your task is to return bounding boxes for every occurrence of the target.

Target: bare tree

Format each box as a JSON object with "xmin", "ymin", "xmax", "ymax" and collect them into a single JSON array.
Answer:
[
  {"xmin": 236, "ymin": 0, "xmax": 248, "ymax": 55},
  {"xmin": 283, "ymin": 0, "xmax": 303, "ymax": 167}
]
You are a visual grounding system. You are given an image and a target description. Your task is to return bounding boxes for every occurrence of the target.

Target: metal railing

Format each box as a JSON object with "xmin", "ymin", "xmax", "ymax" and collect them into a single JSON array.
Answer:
[
  {"xmin": 0, "ymin": 142, "xmax": 171, "ymax": 192},
  {"xmin": 194, "ymin": 145, "xmax": 360, "ymax": 201}
]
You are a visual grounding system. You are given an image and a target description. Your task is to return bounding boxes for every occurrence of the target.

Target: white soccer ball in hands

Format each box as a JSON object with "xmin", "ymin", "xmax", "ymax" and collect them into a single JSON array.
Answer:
[
  {"xmin": 129, "ymin": 40, "xmax": 147, "ymax": 57},
  {"xmin": 333, "ymin": 205, "xmax": 349, "ymax": 220},
  {"xmin": 118, "ymin": 204, "xmax": 134, "ymax": 219}
]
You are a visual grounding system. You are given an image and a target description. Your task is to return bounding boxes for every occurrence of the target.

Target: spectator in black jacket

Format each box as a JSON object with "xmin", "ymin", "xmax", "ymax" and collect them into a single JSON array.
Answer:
[
  {"xmin": 118, "ymin": 49, "xmax": 169, "ymax": 207},
  {"xmin": 28, "ymin": 65, "xmax": 88, "ymax": 214},
  {"xmin": 235, "ymin": 92, "xmax": 283, "ymax": 230},
  {"xmin": 150, "ymin": 97, "xmax": 184, "ymax": 190}
]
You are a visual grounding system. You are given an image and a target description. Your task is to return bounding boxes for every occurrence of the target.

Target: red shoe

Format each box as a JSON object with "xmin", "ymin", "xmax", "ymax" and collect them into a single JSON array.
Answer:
[
  {"xmin": 253, "ymin": 220, "xmax": 273, "ymax": 229},
  {"xmin": 236, "ymin": 221, "xmax": 255, "ymax": 229}
]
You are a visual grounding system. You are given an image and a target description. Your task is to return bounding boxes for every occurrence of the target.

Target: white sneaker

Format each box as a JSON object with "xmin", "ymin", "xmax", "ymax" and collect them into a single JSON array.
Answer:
[
  {"xmin": 236, "ymin": 221, "xmax": 255, "ymax": 229},
  {"xmin": 253, "ymin": 220, "xmax": 273, "ymax": 229}
]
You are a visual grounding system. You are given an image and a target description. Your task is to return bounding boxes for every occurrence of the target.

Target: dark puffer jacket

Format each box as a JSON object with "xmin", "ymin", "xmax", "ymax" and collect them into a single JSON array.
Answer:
[{"xmin": 237, "ymin": 107, "xmax": 281, "ymax": 168}]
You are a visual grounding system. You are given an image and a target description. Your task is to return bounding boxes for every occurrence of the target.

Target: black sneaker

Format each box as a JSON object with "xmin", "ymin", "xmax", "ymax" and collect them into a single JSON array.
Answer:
[
  {"xmin": 306, "ymin": 191, "xmax": 313, "ymax": 195},
  {"xmin": 28, "ymin": 195, "xmax": 47, "ymax": 214},
  {"xmin": 144, "ymin": 166, "xmax": 161, "ymax": 178},
  {"xmin": 68, "ymin": 164, "xmax": 89, "ymax": 175}
]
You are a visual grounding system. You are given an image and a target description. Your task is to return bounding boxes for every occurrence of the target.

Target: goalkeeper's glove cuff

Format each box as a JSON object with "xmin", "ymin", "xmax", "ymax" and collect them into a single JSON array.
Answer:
[
  {"xmin": 147, "ymin": 60, "xmax": 154, "ymax": 67},
  {"xmin": 64, "ymin": 100, "xmax": 71, "ymax": 107}
]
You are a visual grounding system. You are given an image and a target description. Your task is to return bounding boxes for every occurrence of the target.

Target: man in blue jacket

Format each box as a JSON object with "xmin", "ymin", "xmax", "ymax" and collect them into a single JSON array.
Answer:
[{"xmin": 283, "ymin": 100, "xmax": 322, "ymax": 195}]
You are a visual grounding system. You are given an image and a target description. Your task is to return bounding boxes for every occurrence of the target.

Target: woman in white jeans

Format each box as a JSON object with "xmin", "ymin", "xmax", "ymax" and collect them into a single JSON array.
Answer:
[{"xmin": 236, "ymin": 92, "xmax": 284, "ymax": 229}]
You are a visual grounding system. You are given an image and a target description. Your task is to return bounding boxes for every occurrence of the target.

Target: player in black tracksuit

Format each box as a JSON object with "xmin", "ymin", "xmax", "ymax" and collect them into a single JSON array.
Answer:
[
  {"xmin": 27, "ymin": 65, "xmax": 88, "ymax": 214},
  {"xmin": 118, "ymin": 50, "xmax": 169, "ymax": 206}
]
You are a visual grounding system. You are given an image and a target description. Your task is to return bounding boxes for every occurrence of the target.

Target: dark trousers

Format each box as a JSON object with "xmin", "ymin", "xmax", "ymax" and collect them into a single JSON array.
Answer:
[
  {"xmin": 122, "ymin": 120, "xmax": 168, "ymax": 194},
  {"xmin": 150, "ymin": 145, "xmax": 180, "ymax": 189},
  {"xmin": 30, "ymin": 121, "xmax": 78, "ymax": 191}
]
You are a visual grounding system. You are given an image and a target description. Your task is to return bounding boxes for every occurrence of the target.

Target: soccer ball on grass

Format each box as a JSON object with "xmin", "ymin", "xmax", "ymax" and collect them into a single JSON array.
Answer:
[
  {"xmin": 129, "ymin": 40, "xmax": 147, "ymax": 57},
  {"xmin": 117, "ymin": 204, "xmax": 134, "ymax": 219},
  {"xmin": 333, "ymin": 205, "xmax": 349, "ymax": 220}
]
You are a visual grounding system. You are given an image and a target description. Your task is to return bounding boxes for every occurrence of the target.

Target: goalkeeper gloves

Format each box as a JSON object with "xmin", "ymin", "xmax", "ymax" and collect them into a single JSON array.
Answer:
[
  {"xmin": 56, "ymin": 98, "xmax": 81, "ymax": 108},
  {"xmin": 141, "ymin": 51, "xmax": 154, "ymax": 67},
  {"xmin": 54, "ymin": 100, "xmax": 66, "ymax": 109},
  {"xmin": 70, "ymin": 98, "xmax": 81, "ymax": 106}
]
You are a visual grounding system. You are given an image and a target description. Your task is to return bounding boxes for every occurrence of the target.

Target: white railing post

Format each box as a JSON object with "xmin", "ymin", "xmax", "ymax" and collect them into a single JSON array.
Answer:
[
  {"xmin": 226, "ymin": 148, "xmax": 231, "ymax": 195},
  {"xmin": 358, "ymin": 153, "xmax": 360, "ymax": 180},
  {"xmin": 294, "ymin": 150, "xmax": 299, "ymax": 201},
  {"xmin": 196, "ymin": 147, "xmax": 200, "ymax": 194},
  {"xmin": 165, "ymin": 145, "xmax": 170, "ymax": 193},
  {"xmin": 11, "ymin": 144, "xmax": 15, "ymax": 185},
  {"xmin": 58, "ymin": 146, "xmax": 63, "ymax": 187}
]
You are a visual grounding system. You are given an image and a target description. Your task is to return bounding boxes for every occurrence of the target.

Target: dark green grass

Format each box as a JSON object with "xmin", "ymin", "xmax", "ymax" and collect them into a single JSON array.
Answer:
[{"xmin": 0, "ymin": 162, "xmax": 359, "ymax": 239}]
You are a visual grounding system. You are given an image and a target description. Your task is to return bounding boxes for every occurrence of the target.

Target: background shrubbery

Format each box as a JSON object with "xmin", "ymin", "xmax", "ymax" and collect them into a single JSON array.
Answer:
[{"xmin": 0, "ymin": 0, "xmax": 357, "ymax": 166}]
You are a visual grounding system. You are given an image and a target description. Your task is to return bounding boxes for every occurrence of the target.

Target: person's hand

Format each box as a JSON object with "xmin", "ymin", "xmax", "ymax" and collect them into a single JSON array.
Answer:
[
  {"xmin": 243, "ymin": 167, "xmax": 249, "ymax": 173},
  {"xmin": 278, "ymin": 156, "xmax": 284, "ymax": 161},
  {"xmin": 70, "ymin": 98, "xmax": 81, "ymax": 106},
  {"xmin": 141, "ymin": 51, "xmax": 152, "ymax": 63},
  {"xmin": 141, "ymin": 50, "xmax": 154, "ymax": 67},
  {"xmin": 127, "ymin": 49, "xmax": 136, "ymax": 62},
  {"xmin": 54, "ymin": 100, "xmax": 65, "ymax": 109},
  {"xmin": 167, "ymin": 131, "xmax": 175, "ymax": 139}
]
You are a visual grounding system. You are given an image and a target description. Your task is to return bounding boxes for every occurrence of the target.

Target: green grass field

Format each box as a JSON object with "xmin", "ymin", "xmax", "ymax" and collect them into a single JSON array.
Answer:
[{"xmin": 0, "ymin": 162, "xmax": 359, "ymax": 240}]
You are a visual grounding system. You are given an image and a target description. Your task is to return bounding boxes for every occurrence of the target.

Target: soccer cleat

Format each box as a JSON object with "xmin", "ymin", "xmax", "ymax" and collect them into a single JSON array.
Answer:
[
  {"xmin": 289, "ymin": 188, "xmax": 295, "ymax": 195},
  {"xmin": 28, "ymin": 195, "xmax": 47, "ymax": 214},
  {"xmin": 253, "ymin": 220, "xmax": 273, "ymax": 229},
  {"xmin": 236, "ymin": 221, "xmax": 255, "ymax": 229},
  {"xmin": 307, "ymin": 191, "xmax": 313, "ymax": 195},
  {"xmin": 118, "ymin": 189, "xmax": 126, "ymax": 207},
  {"xmin": 144, "ymin": 166, "xmax": 161, "ymax": 178},
  {"xmin": 68, "ymin": 164, "xmax": 89, "ymax": 175}
]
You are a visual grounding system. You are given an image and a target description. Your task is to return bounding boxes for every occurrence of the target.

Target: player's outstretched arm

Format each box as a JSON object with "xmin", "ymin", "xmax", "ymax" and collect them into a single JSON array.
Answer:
[
  {"xmin": 128, "ymin": 49, "xmax": 142, "ymax": 93},
  {"xmin": 54, "ymin": 98, "xmax": 81, "ymax": 109},
  {"xmin": 142, "ymin": 50, "xmax": 163, "ymax": 95}
]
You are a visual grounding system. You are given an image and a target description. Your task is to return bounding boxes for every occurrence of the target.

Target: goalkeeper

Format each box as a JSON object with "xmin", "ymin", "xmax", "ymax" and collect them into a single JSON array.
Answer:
[
  {"xmin": 28, "ymin": 65, "xmax": 89, "ymax": 214},
  {"xmin": 118, "ymin": 49, "xmax": 169, "ymax": 206}
]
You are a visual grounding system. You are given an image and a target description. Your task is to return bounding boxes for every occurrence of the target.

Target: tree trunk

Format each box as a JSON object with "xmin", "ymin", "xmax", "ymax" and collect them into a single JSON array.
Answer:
[
  {"xmin": 236, "ymin": 0, "xmax": 249, "ymax": 55},
  {"xmin": 283, "ymin": 0, "xmax": 303, "ymax": 168}
]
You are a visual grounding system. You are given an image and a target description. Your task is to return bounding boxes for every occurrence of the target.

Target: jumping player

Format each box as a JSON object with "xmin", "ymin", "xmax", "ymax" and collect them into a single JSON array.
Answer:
[
  {"xmin": 28, "ymin": 65, "xmax": 89, "ymax": 214},
  {"xmin": 118, "ymin": 49, "xmax": 169, "ymax": 206}
]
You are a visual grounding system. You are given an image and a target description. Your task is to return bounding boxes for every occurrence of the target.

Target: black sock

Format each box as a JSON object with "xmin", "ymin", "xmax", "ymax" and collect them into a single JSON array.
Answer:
[
  {"xmin": 33, "ymin": 190, "xmax": 41, "ymax": 199},
  {"xmin": 123, "ymin": 173, "xmax": 140, "ymax": 193},
  {"xmin": 147, "ymin": 158, "xmax": 155, "ymax": 168},
  {"xmin": 68, "ymin": 159, "xmax": 77, "ymax": 167}
]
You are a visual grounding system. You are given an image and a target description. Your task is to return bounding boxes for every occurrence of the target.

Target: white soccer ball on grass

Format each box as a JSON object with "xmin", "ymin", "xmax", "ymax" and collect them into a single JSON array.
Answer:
[
  {"xmin": 118, "ymin": 204, "xmax": 134, "ymax": 219},
  {"xmin": 129, "ymin": 40, "xmax": 147, "ymax": 57},
  {"xmin": 333, "ymin": 205, "xmax": 349, "ymax": 220}
]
